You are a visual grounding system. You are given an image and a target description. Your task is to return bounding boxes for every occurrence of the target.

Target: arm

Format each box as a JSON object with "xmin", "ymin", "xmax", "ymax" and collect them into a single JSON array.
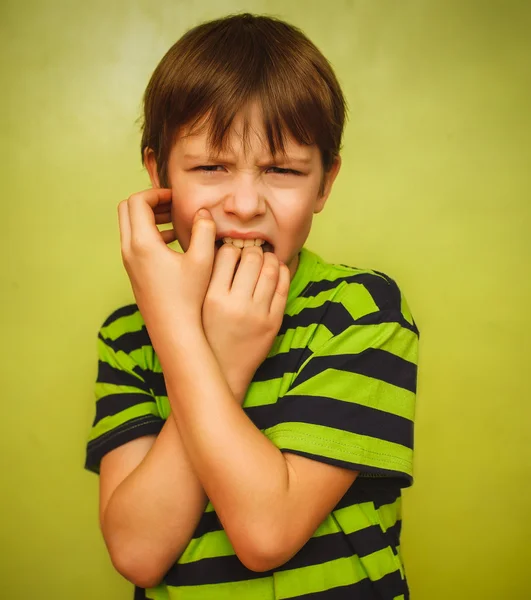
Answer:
[
  {"xmin": 117, "ymin": 195, "xmax": 360, "ymax": 574},
  {"xmin": 100, "ymin": 377, "xmax": 246, "ymax": 589},
  {"xmin": 159, "ymin": 329, "xmax": 358, "ymax": 573}
]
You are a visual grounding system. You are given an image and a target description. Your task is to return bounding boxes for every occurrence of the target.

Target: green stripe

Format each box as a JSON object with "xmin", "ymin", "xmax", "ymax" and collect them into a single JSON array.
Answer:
[
  {"xmin": 274, "ymin": 556, "xmax": 368, "ymax": 598},
  {"xmin": 101, "ymin": 311, "xmax": 142, "ymax": 340},
  {"xmin": 150, "ymin": 578, "xmax": 274, "ymax": 600},
  {"xmin": 333, "ymin": 501, "xmax": 398, "ymax": 535},
  {"xmin": 95, "ymin": 382, "xmax": 151, "ymax": 399},
  {"xmin": 88, "ymin": 402, "xmax": 161, "ymax": 441},
  {"xmin": 286, "ymin": 369, "xmax": 415, "ymax": 421},
  {"xmin": 154, "ymin": 395, "xmax": 171, "ymax": 419},
  {"xmin": 285, "ymin": 290, "xmax": 341, "ymax": 316},
  {"xmin": 269, "ymin": 322, "xmax": 332, "ymax": 357},
  {"xmin": 377, "ymin": 497, "xmax": 402, "ymax": 532},
  {"xmin": 361, "ymin": 547, "xmax": 405, "ymax": 581},
  {"xmin": 315, "ymin": 321, "xmax": 417, "ymax": 360},
  {"xmin": 130, "ymin": 345, "xmax": 161, "ymax": 371},
  {"xmin": 339, "ymin": 283, "xmax": 381, "ymax": 319},
  {"xmin": 178, "ymin": 530, "xmax": 236, "ymax": 563},
  {"xmin": 265, "ymin": 422, "xmax": 412, "ymax": 476}
]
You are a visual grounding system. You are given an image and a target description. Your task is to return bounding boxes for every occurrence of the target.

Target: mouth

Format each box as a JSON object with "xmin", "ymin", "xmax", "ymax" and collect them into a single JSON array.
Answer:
[{"xmin": 215, "ymin": 237, "xmax": 275, "ymax": 253}]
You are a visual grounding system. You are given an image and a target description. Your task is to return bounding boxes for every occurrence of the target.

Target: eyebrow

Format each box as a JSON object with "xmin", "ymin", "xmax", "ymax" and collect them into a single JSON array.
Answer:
[{"xmin": 183, "ymin": 153, "xmax": 312, "ymax": 166}]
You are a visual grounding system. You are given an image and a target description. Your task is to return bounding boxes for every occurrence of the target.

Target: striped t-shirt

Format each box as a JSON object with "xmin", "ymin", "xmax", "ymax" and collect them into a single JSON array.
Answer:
[{"xmin": 85, "ymin": 246, "xmax": 419, "ymax": 600}]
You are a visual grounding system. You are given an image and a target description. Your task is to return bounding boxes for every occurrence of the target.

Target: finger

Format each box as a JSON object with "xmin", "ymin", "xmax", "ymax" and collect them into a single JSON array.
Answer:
[
  {"xmin": 155, "ymin": 211, "xmax": 172, "ymax": 225},
  {"xmin": 128, "ymin": 188, "xmax": 172, "ymax": 245},
  {"xmin": 209, "ymin": 243, "xmax": 242, "ymax": 292},
  {"xmin": 118, "ymin": 200, "xmax": 131, "ymax": 251},
  {"xmin": 253, "ymin": 252, "xmax": 280, "ymax": 308},
  {"xmin": 231, "ymin": 246, "xmax": 264, "ymax": 296},
  {"xmin": 270, "ymin": 263, "xmax": 291, "ymax": 317},
  {"xmin": 187, "ymin": 208, "xmax": 216, "ymax": 266},
  {"xmin": 160, "ymin": 228, "xmax": 177, "ymax": 244}
]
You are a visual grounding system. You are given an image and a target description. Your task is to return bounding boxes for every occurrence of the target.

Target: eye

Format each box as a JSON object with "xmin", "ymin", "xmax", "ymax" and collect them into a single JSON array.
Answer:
[
  {"xmin": 267, "ymin": 166, "xmax": 302, "ymax": 176},
  {"xmin": 195, "ymin": 165, "xmax": 225, "ymax": 173}
]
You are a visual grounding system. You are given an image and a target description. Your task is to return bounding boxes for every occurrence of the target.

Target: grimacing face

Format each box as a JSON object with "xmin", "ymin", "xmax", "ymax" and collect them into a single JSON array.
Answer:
[{"xmin": 145, "ymin": 103, "xmax": 341, "ymax": 280}]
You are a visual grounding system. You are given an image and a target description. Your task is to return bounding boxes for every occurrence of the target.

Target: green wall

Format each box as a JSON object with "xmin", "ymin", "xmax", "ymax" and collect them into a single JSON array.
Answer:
[{"xmin": 2, "ymin": 1, "xmax": 530, "ymax": 598}]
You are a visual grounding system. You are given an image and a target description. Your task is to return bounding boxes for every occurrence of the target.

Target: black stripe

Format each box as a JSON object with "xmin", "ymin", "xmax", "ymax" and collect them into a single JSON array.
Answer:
[
  {"xmin": 346, "ymin": 523, "xmax": 401, "ymax": 558},
  {"xmin": 292, "ymin": 349, "xmax": 417, "ymax": 393},
  {"xmin": 271, "ymin": 394, "xmax": 413, "ymax": 449},
  {"xmin": 93, "ymin": 393, "xmax": 156, "ymax": 426},
  {"xmin": 101, "ymin": 304, "xmax": 139, "ymax": 328},
  {"xmin": 298, "ymin": 276, "xmax": 346, "ymax": 298},
  {"xmin": 85, "ymin": 416, "xmax": 164, "ymax": 473},
  {"xmin": 293, "ymin": 570, "xmax": 407, "ymax": 600},
  {"xmin": 101, "ymin": 327, "xmax": 152, "ymax": 355},
  {"xmin": 191, "ymin": 510, "xmax": 223, "ymax": 539},
  {"xmin": 279, "ymin": 302, "xmax": 418, "ymax": 339},
  {"xmin": 165, "ymin": 528, "xmax": 405, "ymax": 588},
  {"xmin": 355, "ymin": 310, "xmax": 419, "ymax": 336},
  {"xmin": 244, "ymin": 403, "xmax": 278, "ymax": 430},
  {"xmin": 133, "ymin": 586, "xmax": 146, "ymax": 600},
  {"xmin": 253, "ymin": 347, "xmax": 312, "ymax": 382},
  {"xmin": 386, "ymin": 520, "xmax": 402, "ymax": 553},
  {"xmin": 96, "ymin": 360, "xmax": 151, "ymax": 393},
  {"xmin": 164, "ymin": 554, "xmax": 271, "ymax": 586},
  {"xmin": 279, "ymin": 302, "xmax": 354, "ymax": 337},
  {"xmin": 290, "ymin": 578, "xmax": 379, "ymax": 599},
  {"xmin": 372, "ymin": 569, "xmax": 409, "ymax": 600},
  {"xmin": 299, "ymin": 272, "xmax": 393, "ymax": 301},
  {"xmin": 187, "ymin": 488, "xmax": 405, "ymax": 543},
  {"xmin": 352, "ymin": 273, "xmax": 400, "ymax": 312},
  {"xmin": 335, "ymin": 480, "xmax": 401, "ymax": 511}
]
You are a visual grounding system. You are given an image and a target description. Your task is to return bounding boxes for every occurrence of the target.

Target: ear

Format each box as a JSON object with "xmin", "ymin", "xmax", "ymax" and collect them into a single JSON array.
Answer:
[
  {"xmin": 314, "ymin": 155, "xmax": 342, "ymax": 214},
  {"xmin": 144, "ymin": 148, "xmax": 162, "ymax": 188}
]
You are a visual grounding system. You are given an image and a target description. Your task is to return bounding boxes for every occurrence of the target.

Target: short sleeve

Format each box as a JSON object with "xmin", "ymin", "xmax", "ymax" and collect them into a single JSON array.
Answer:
[
  {"xmin": 264, "ymin": 286, "xmax": 419, "ymax": 486},
  {"xmin": 84, "ymin": 307, "xmax": 164, "ymax": 474}
]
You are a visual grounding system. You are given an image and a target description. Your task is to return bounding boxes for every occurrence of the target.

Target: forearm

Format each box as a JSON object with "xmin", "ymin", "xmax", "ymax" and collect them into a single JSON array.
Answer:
[
  {"xmin": 102, "ymin": 412, "xmax": 206, "ymax": 586},
  {"xmin": 102, "ymin": 377, "xmax": 248, "ymax": 587},
  {"xmin": 159, "ymin": 330, "xmax": 294, "ymax": 566}
]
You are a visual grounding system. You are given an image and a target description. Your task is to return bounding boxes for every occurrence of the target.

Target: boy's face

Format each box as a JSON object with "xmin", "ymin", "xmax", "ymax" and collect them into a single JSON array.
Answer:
[{"xmin": 145, "ymin": 102, "xmax": 341, "ymax": 280}]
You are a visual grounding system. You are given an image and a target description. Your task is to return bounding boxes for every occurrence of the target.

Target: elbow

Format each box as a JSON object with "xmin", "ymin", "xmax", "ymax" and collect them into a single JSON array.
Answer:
[
  {"xmin": 109, "ymin": 548, "xmax": 164, "ymax": 589},
  {"xmin": 105, "ymin": 539, "xmax": 166, "ymax": 589},
  {"xmin": 233, "ymin": 527, "xmax": 292, "ymax": 573}
]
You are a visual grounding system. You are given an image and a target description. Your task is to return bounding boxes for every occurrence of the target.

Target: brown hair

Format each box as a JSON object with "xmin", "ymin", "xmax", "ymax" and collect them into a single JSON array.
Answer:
[{"xmin": 140, "ymin": 13, "xmax": 347, "ymax": 190}]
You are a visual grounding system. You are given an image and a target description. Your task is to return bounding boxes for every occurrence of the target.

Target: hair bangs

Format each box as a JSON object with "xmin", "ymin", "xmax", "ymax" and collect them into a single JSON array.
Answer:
[{"xmin": 141, "ymin": 13, "xmax": 346, "ymax": 186}]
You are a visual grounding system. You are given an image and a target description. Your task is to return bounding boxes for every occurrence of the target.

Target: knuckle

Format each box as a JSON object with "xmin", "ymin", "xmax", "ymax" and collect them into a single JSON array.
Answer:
[
  {"xmin": 130, "ymin": 235, "xmax": 150, "ymax": 253},
  {"xmin": 128, "ymin": 192, "xmax": 143, "ymax": 204}
]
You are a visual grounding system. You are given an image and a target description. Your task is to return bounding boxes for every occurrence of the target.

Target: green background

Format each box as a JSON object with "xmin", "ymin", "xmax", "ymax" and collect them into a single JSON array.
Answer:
[{"xmin": 1, "ymin": 1, "xmax": 530, "ymax": 598}]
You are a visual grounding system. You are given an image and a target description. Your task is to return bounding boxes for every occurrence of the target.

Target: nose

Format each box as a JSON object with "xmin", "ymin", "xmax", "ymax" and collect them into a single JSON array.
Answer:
[{"xmin": 222, "ymin": 174, "xmax": 266, "ymax": 221}]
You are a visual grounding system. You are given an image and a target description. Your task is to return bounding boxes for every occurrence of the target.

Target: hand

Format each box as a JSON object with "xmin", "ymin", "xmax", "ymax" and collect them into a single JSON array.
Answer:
[
  {"xmin": 118, "ymin": 188, "xmax": 216, "ymax": 352},
  {"xmin": 202, "ymin": 243, "xmax": 291, "ymax": 403}
]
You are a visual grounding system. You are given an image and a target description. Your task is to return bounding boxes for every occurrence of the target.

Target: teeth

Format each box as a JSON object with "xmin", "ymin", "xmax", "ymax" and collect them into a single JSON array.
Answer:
[{"xmin": 221, "ymin": 237, "xmax": 266, "ymax": 248}]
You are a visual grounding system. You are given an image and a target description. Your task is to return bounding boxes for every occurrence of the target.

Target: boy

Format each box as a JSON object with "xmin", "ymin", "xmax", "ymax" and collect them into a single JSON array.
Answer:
[{"xmin": 85, "ymin": 13, "xmax": 419, "ymax": 600}]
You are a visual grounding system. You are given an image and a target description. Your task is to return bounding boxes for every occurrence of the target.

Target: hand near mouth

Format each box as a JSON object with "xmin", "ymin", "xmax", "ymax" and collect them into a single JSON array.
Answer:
[
  {"xmin": 202, "ymin": 240, "xmax": 291, "ymax": 402},
  {"xmin": 118, "ymin": 188, "xmax": 217, "ymax": 354}
]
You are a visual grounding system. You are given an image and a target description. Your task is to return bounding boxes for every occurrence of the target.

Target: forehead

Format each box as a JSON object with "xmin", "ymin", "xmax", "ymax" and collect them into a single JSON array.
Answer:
[{"xmin": 173, "ymin": 103, "xmax": 317, "ymax": 162}]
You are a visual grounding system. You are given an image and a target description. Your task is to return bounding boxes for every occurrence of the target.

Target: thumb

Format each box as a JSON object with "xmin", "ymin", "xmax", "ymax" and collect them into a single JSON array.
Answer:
[{"xmin": 187, "ymin": 208, "xmax": 216, "ymax": 264}]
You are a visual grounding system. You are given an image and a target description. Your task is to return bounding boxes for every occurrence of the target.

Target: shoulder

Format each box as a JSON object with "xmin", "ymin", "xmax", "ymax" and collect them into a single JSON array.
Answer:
[
  {"xmin": 307, "ymin": 253, "xmax": 401, "ymax": 312},
  {"xmin": 303, "ymin": 251, "xmax": 417, "ymax": 334}
]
